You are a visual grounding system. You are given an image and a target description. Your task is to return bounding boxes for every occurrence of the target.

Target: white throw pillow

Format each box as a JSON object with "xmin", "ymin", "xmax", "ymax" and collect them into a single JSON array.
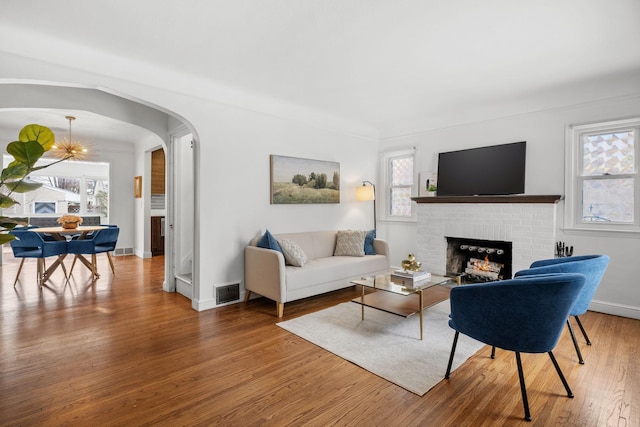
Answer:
[
  {"xmin": 277, "ymin": 238, "xmax": 308, "ymax": 267},
  {"xmin": 334, "ymin": 230, "xmax": 366, "ymax": 257}
]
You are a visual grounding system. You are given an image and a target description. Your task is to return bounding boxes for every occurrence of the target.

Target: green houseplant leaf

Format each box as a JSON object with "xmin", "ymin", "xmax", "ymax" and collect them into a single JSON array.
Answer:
[
  {"xmin": 4, "ymin": 181, "xmax": 43, "ymax": 193},
  {"xmin": 0, "ymin": 123, "xmax": 72, "ymax": 245},
  {"xmin": 19, "ymin": 124, "xmax": 55, "ymax": 151},
  {"xmin": 0, "ymin": 216, "xmax": 28, "ymax": 228},
  {"xmin": 0, "ymin": 194, "xmax": 19, "ymax": 209},
  {"xmin": 0, "ymin": 233, "xmax": 17, "ymax": 245},
  {"xmin": 6, "ymin": 140, "xmax": 45, "ymax": 169},
  {"xmin": 1, "ymin": 161, "xmax": 28, "ymax": 180}
]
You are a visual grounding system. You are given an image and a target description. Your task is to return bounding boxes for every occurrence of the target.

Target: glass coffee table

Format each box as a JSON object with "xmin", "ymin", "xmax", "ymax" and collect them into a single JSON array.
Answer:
[{"xmin": 351, "ymin": 273, "xmax": 452, "ymax": 340}]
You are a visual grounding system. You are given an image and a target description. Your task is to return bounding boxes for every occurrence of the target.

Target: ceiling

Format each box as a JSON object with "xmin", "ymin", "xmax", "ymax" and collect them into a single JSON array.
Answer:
[
  {"xmin": 1, "ymin": 0, "xmax": 639, "ymax": 140},
  {"xmin": 0, "ymin": 110, "xmax": 153, "ymax": 146}
]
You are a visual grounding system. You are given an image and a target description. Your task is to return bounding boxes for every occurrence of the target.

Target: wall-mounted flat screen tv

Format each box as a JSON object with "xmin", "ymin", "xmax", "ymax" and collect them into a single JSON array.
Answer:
[{"xmin": 436, "ymin": 141, "xmax": 526, "ymax": 197}]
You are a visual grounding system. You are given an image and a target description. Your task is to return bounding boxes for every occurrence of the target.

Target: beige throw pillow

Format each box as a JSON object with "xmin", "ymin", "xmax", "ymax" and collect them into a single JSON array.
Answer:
[
  {"xmin": 334, "ymin": 230, "xmax": 366, "ymax": 257},
  {"xmin": 277, "ymin": 238, "xmax": 308, "ymax": 267}
]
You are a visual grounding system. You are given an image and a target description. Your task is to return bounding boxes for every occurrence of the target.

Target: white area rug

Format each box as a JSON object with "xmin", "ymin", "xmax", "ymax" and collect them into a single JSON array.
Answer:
[{"xmin": 277, "ymin": 300, "xmax": 484, "ymax": 396}]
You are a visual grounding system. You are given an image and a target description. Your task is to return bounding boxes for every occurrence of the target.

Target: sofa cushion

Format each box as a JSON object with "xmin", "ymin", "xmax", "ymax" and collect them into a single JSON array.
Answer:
[
  {"xmin": 278, "ymin": 238, "xmax": 308, "ymax": 267},
  {"xmin": 364, "ymin": 229, "xmax": 376, "ymax": 255},
  {"xmin": 285, "ymin": 255, "xmax": 388, "ymax": 291},
  {"xmin": 334, "ymin": 230, "xmax": 366, "ymax": 257},
  {"xmin": 257, "ymin": 229, "xmax": 282, "ymax": 253},
  {"xmin": 273, "ymin": 231, "xmax": 336, "ymax": 260}
]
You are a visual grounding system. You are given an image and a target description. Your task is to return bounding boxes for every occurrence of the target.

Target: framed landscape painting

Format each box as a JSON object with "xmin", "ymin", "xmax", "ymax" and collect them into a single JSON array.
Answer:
[{"xmin": 270, "ymin": 155, "xmax": 340, "ymax": 204}]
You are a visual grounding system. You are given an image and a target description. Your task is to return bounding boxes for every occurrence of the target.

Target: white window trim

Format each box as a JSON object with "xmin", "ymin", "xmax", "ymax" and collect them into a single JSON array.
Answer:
[
  {"xmin": 564, "ymin": 117, "xmax": 640, "ymax": 235},
  {"xmin": 380, "ymin": 148, "xmax": 417, "ymax": 223}
]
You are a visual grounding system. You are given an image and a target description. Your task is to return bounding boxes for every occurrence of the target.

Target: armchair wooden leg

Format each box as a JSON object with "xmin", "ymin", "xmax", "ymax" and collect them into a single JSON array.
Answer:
[
  {"xmin": 445, "ymin": 331, "xmax": 460, "ymax": 379},
  {"xmin": 243, "ymin": 290, "xmax": 252, "ymax": 303},
  {"xmin": 106, "ymin": 252, "xmax": 116, "ymax": 274},
  {"xmin": 91, "ymin": 254, "xmax": 99, "ymax": 279},
  {"xmin": 59, "ymin": 255, "xmax": 69, "ymax": 279},
  {"xmin": 277, "ymin": 302, "xmax": 284, "ymax": 318},
  {"xmin": 566, "ymin": 318, "xmax": 585, "ymax": 364},
  {"xmin": 491, "ymin": 346, "xmax": 496, "ymax": 359},
  {"xmin": 69, "ymin": 255, "xmax": 78, "ymax": 276},
  {"xmin": 37, "ymin": 259, "xmax": 45, "ymax": 287},
  {"xmin": 13, "ymin": 259, "xmax": 26, "ymax": 287},
  {"xmin": 515, "ymin": 352, "xmax": 532, "ymax": 422}
]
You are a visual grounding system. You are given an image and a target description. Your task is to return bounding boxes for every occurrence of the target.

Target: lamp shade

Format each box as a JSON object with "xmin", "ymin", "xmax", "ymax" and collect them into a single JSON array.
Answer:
[{"xmin": 356, "ymin": 184, "xmax": 375, "ymax": 201}]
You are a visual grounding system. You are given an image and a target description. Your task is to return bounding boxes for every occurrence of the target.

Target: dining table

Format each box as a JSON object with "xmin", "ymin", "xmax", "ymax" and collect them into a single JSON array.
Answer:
[{"xmin": 31, "ymin": 225, "xmax": 107, "ymax": 283}]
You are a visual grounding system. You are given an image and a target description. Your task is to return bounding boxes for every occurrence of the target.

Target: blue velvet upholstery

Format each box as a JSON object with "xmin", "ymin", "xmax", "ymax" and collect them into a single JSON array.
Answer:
[
  {"xmin": 513, "ymin": 254, "xmax": 610, "ymax": 364},
  {"xmin": 364, "ymin": 229, "xmax": 376, "ymax": 255},
  {"xmin": 514, "ymin": 255, "xmax": 609, "ymax": 316},
  {"xmin": 445, "ymin": 273, "xmax": 586, "ymax": 421},
  {"xmin": 67, "ymin": 227, "xmax": 119, "ymax": 254},
  {"xmin": 67, "ymin": 227, "xmax": 120, "ymax": 277},
  {"xmin": 257, "ymin": 229, "xmax": 282, "ymax": 253},
  {"xmin": 9, "ymin": 229, "xmax": 68, "ymax": 286},
  {"xmin": 449, "ymin": 273, "xmax": 586, "ymax": 353}
]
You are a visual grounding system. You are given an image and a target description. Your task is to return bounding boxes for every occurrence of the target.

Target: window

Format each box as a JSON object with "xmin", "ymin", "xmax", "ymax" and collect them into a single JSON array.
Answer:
[
  {"xmin": 384, "ymin": 150, "xmax": 415, "ymax": 219},
  {"xmin": 34, "ymin": 201, "xmax": 57, "ymax": 214},
  {"xmin": 1, "ymin": 156, "xmax": 110, "ymax": 222},
  {"xmin": 565, "ymin": 118, "xmax": 639, "ymax": 232}
]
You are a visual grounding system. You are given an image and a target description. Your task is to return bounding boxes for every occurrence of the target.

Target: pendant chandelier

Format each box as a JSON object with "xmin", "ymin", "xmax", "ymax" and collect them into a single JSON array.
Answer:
[{"xmin": 51, "ymin": 115, "xmax": 89, "ymax": 160}]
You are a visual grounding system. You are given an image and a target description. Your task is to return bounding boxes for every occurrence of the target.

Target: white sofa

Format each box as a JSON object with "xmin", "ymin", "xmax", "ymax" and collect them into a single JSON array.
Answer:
[{"xmin": 244, "ymin": 230, "xmax": 390, "ymax": 317}]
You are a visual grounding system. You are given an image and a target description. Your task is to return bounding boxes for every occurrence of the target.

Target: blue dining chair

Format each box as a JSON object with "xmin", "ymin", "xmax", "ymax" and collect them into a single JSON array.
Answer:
[
  {"xmin": 67, "ymin": 227, "xmax": 120, "ymax": 279},
  {"xmin": 9, "ymin": 228, "xmax": 68, "ymax": 287},
  {"xmin": 514, "ymin": 254, "xmax": 609, "ymax": 364},
  {"xmin": 444, "ymin": 273, "xmax": 586, "ymax": 421}
]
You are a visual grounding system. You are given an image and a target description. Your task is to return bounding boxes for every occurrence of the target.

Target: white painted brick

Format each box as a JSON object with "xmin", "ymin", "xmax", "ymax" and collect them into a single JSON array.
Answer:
[{"xmin": 417, "ymin": 202, "xmax": 558, "ymax": 276}]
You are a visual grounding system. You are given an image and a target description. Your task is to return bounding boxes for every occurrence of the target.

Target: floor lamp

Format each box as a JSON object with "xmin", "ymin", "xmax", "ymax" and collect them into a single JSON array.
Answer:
[{"xmin": 356, "ymin": 181, "xmax": 376, "ymax": 229}]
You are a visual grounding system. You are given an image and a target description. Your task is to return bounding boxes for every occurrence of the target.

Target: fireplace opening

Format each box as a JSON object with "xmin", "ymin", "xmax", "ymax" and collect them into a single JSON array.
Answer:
[{"xmin": 446, "ymin": 237, "xmax": 512, "ymax": 283}]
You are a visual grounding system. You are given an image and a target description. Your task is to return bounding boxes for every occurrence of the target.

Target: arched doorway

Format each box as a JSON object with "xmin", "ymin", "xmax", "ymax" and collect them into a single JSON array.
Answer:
[{"xmin": 0, "ymin": 82, "xmax": 199, "ymax": 297}]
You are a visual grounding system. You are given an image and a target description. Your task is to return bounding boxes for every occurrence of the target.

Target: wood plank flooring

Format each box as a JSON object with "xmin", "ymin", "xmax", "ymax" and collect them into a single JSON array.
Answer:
[{"xmin": 1, "ymin": 252, "xmax": 638, "ymax": 426}]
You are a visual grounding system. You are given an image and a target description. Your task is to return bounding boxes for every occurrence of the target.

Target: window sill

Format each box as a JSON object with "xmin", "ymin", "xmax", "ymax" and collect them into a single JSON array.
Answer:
[
  {"xmin": 379, "ymin": 217, "xmax": 417, "ymax": 224},
  {"xmin": 562, "ymin": 227, "xmax": 640, "ymax": 239}
]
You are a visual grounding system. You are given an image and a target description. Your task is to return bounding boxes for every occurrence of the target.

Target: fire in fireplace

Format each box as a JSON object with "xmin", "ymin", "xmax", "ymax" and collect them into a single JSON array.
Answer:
[{"xmin": 446, "ymin": 237, "xmax": 512, "ymax": 283}]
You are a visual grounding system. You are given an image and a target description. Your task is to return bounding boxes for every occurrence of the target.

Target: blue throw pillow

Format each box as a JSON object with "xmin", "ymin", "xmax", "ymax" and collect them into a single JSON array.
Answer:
[
  {"xmin": 257, "ymin": 229, "xmax": 282, "ymax": 253},
  {"xmin": 364, "ymin": 229, "xmax": 376, "ymax": 255}
]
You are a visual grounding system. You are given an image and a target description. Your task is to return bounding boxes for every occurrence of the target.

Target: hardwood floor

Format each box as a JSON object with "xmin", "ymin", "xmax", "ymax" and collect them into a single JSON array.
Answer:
[{"xmin": 1, "ymin": 252, "xmax": 638, "ymax": 426}]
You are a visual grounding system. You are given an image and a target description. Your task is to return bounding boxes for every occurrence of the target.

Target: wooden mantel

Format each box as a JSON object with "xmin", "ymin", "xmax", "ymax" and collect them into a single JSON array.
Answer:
[{"xmin": 412, "ymin": 194, "xmax": 563, "ymax": 204}]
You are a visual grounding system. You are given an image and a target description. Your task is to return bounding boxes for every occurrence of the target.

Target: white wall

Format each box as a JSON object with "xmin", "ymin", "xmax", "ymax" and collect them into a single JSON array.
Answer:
[
  {"xmin": 193, "ymin": 101, "xmax": 377, "ymax": 308},
  {"xmin": 175, "ymin": 133, "xmax": 194, "ymax": 276},
  {"xmin": 380, "ymin": 95, "xmax": 640, "ymax": 319}
]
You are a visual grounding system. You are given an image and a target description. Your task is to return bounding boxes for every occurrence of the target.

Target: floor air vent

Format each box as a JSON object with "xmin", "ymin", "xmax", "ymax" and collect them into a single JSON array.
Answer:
[
  {"xmin": 216, "ymin": 282, "xmax": 240, "ymax": 305},
  {"xmin": 115, "ymin": 248, "xmax": 134, "ymax": 256}
]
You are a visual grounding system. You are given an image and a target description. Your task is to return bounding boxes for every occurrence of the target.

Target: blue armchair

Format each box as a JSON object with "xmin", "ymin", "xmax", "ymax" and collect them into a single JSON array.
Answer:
[
  {"xmin": 9, "ymin": 228, "xmax": 68, "ymax": 287},
  {"xmin": 514, "ymin": 254, "xmax": 609, "ymax": 364},
  {"xmin": 67, "ymin": 227, "xmax": 120, "ymax": 279},
  {"xmin": 444, "ymin": 273, "xmax": 586, "ymax": 421}
]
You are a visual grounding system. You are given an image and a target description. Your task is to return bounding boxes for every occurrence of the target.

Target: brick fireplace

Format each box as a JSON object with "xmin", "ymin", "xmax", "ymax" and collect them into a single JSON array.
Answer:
[{"xmin": 414, "ymin": 195, "xmax": 562, "ymax": 278}]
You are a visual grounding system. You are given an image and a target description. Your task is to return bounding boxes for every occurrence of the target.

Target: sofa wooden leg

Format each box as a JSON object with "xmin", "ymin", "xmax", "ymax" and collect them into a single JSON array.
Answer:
[
  {"xmin": 277, "ymin": 302, "xmax": 284, "ymax": 318},
  {"xmin": 244, "ymin": 290, "xmax": 252, "ymax": 303}
]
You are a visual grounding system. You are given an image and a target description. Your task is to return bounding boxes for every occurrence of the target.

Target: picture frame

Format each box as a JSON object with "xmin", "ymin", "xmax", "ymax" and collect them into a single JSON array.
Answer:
[
  {"xmin": 270, "ymin": 155, "xmax": 340, "ymax": 204},
  {"xmin": 418, "ymin": 171, "xmax": 437, "ymax": 197}
]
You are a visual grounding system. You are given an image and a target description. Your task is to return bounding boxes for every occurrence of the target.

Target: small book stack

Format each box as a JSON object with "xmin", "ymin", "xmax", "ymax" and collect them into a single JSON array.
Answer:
[{"xmin": 390, "ymin": 269, "xmax": 432, "ymax": 288}]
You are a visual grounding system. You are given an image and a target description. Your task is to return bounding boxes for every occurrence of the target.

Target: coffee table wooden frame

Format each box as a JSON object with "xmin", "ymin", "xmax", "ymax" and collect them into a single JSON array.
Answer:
[{"xmin": 351, "ymin": 274, "xmax": 452, "ymax": 340}]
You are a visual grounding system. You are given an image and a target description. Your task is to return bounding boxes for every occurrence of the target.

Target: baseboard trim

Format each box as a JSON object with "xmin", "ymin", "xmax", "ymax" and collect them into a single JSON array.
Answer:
[
  {"xmin": 192, "ymin": 292, "xmax": 246, "ymax": 312},
  {"xmin": 589, "ymin": 300, "xmax": 640, "ymax": 320}
]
